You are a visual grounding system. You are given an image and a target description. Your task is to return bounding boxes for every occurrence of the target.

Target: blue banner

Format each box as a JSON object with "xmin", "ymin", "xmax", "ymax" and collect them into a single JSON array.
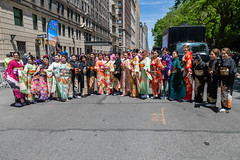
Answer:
[{"xmin": 47, "ymin": 19, "xmax": 58, "ymax": 55}]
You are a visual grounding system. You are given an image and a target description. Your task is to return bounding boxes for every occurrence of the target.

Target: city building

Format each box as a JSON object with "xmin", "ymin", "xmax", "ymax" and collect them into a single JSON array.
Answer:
[
  {"xmin": 109, "ymin": 0, "xmax": 119, "ymax": 53},
  {"xmin": 135, "ymin": 0, "xmax": 140, "ymax": 50},
  {"xmin": 0, "ymin": 0, "xmax": 114, "ymax": 63},
  {"xmin": 143, "ymin": 22, "xmax": 149, "ymax": 51}
]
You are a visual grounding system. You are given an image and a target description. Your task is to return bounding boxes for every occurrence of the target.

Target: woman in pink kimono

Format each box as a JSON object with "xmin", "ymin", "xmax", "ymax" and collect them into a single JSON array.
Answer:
[
  {"xmin": 121, "ymin": 52, "xmax": 131, "ymax": 96},
  {"xmin": 4, "ymin": 52, "xmax": 26, "ymax": 107}
]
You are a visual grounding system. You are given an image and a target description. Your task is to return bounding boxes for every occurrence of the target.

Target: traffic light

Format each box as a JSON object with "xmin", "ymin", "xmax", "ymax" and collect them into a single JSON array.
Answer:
[{"xmin": 35, "ymin": 39, "xmax": 41, "ymax": 46}]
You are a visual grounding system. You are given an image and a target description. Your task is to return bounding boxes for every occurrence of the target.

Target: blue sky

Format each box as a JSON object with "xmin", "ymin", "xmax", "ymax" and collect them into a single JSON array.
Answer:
[{"xmin": 139, "ymin": 0, "xmax": 175, "ymax": 50}]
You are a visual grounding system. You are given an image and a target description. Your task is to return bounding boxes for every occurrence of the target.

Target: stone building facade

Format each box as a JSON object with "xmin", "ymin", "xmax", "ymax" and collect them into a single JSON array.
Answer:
[{"xmin": 0, "ymin": 0, "xmax": 113, "ymax": 63}]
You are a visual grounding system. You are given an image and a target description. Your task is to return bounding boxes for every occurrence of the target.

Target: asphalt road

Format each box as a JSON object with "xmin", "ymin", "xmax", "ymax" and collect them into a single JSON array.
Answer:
[{"xmin": 0, "ymin": 77, "xmax": 240, "ymax": 160}]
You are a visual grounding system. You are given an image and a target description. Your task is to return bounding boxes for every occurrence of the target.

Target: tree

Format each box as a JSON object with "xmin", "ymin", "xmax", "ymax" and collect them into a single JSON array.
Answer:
[{"xmin": 152, "ymin": 0, "xmax": 240, "ymax": 50}]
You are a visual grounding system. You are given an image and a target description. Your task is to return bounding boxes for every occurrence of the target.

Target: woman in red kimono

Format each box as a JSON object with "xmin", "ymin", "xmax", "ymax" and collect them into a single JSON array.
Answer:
[
  {"xmin": 182, "ymin": 45, "xmax": 193, "ymax": 102},
  {"xmin": 4, "ymin": 52, "xmax": 26, "ymax": 107},
  {"xmin": 150, "ymin": 51, "xmax": 164, "ymax": 99}
]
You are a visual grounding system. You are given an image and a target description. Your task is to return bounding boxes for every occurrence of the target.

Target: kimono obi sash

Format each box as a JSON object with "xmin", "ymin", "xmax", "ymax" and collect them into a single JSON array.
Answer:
[
  {"xmin": 74, "ymin": 68, "xmax": 80, "ymax": 74},
  {"xmin": 28, "ymin": 70, "xmax": 36, "ymax": 75},
  {"xmin": 150, "ymin": 64, "xmax": 157, "ymax": 72},
  {"xmin": 220, "ymin": 67, "xmax": 229, "ymax": 76},
  {"xmin": 194, "ymin": 70, "xmax": 204, "ymax": 76},
  {"xmin": 60, "ymin": 69, "xmax": 71, "ymax": 76},
  {"xmin": 171, "ymin": 67, "xmax": 177, "ymax": 73},
  {"xmin": 121, "ymin": 65, "xmax": 126, "ymax": 71},
  {"xmin": 13, "ymin": 67, "xmax": 24, "ymax": 75},
  {"xmin": 40, "ymin": 69, "xmax": 47, "ymax": 76},
  {"xmin": 139, "ymin": 64, "xmax": 145, "ymax": 68},
  {"xmin": 90, "ymin": 66, "xmax": 95, "ymax": 71}
]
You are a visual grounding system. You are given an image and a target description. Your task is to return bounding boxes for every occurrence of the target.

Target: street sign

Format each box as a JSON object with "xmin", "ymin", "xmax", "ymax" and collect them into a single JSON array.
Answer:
[{"xmin": 37, "ymin": 34, "xmax": 46, "ymax": 38}]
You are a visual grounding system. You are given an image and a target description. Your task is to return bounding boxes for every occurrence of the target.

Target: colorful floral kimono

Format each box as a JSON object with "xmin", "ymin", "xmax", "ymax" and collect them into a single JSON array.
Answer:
[
  {"xmin": 35, "ymin": 64, "xmax": 52, "ymax": 101},
  {"xmin": 21, "ymin": 63, "xmax": 38, "ymax": 102},
  {"xmin": 169, "ymin": 57, "xmax": 186, "ymax": 100},
  {"xmin": 183, "ymin": 51, "xmax": 193, "ymax": 101},
  {"xmin": 193, "ymin": 61, "xmax": 207, "ymax": 103},
  {"xmin": 130, "ymin": 56, "xmax": 141, "ymax": 98},
  {"xmin": 121, "ymin": 59, "xmax": 131, "ymax": 96},
  {"xmin": 150, "ymin": 57, "xmax": 164, "ymax": 97},
  {"xmin": 4, "ymin": 60, "xmax": 25, "ymax": 102},
  {"xmin": 53, "ymin": 63, "xmax": 73, "ymax": 100},
  {"xmin": 161, "ymin": 54, "xmax": 172, "ymax": 97},
  {"xmin": 113, "ymin": 59, "xmax": 121, "ymax": 94},
  {"xmin": 49, "ymin": 62, "xmax": 61, "ymax": 98},
  {"xmin": 87, "ymin": 59, "xmax": 96, "ymax": 94},
  {"xmin": 220, "ymin": 57, "xmax": 237, "ymax": 110},
  {"xmin": 140, "ymin": 57, "xmax": 152, "ymax": 96},
  {"xmin": 104, "ymin": 61, "xmax": 114, "ymax": 94},
  {"xmin": 95, "ymin": 60, "xmax": 105, "ymax": 94},
  {"xmin": 207, "ymin": 58, "xmax": 220, "ymax": 105}
]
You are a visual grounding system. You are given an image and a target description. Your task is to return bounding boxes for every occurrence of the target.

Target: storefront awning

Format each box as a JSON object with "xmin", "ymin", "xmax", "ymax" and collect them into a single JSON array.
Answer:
[{"xmin": 85, "ymin": 41, "xmax": 112, "ymax": 46}]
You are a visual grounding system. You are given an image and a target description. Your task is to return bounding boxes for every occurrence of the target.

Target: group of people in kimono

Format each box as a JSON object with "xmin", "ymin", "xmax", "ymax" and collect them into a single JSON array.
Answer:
[{"xmin": 4, "ymin": 45, "xmax": 239, "ymax": 113}]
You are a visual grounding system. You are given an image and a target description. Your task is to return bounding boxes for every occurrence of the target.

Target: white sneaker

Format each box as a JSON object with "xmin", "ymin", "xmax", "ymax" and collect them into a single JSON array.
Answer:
[
  {"xmin": 194, "ymin": 102, "xmax": 201, "ymax": 105},
  {"xmin": 106, "ymin": 94, "xmax": 109, "ymax": 96},
  {"xmin": 182, "ymin": 99, "xmax": 190, "ymax": 102},
  {"xmin": 206, "ymin": 103, "xmax": 216, "ymax": 107},
  {"xmin": 219, "ymin": 108, "xmax": 226, "ymax": 113}
]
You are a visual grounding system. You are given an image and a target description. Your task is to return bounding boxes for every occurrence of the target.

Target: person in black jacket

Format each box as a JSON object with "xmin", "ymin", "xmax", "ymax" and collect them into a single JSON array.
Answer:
[
  {"xmin": 86, "ymin": 53, "xmax": 96, "ymax": 95},
  {"xmin": 219, "ymin": 48, "xmax": 239, "ymax": 113},
  {"xmin": 193, "ymin": 54, "xmax": 207, "ymax": 107},
  {"xmin": 206, "ymin": 49, "xmax": 221, "ymax": 108},
  {"xmin": 79, "ymin": 55, "xmax": 88, "ymax": 97},
  {"xmin": 113, "ymin": 53, "xmax": 121, "ymax": 95},
  {"xmin": 70, "ymin": 55, "xmax": 81, "ymax": 99}
]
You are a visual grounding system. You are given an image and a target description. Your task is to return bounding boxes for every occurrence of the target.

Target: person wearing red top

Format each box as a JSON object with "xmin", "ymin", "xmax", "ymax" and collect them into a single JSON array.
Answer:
[
  {"xmin": 182, "ymin": 45, "xmax": 193, "ymax": 102},
  {"xmin": 150, "ymin": 51, "xmax": 164, "ymax": 99}
]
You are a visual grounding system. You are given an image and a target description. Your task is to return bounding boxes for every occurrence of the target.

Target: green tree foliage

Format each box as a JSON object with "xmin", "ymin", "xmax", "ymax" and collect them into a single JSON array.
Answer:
[{"xmin": 152, "ymin": 0, "xmax": 240, "ymax": 50}]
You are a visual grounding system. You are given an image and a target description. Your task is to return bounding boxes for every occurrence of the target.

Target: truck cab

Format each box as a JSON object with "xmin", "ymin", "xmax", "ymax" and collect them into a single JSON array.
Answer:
[{"xmin": 174, "ymin": 42, "xmax": 209, "ymax": 62}]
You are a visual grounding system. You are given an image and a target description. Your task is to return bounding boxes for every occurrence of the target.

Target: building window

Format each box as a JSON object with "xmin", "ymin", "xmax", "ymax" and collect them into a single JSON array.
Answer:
[
  {"xmin": 68, "ymin": 27, "xmax": 71, "ymax": 38},
  {"xmin": 62, "ymin": 25, "xmax": 65, "ymax": 36},
  {"xmin": 82, "ymin": 1, "xmax": 84, "ymax": 10},
  {"xmin": 72, "ymin": 28, "xmax": 74, "ymax": 37},
  {"xmin": 78, "ymin": 14, "xmax": 80, "ymax": 23},
  {"xmin": 42, "ymin": 17, "xmax": 46, "ymax": 32},
  {"xmin": 67, "ymin": 8, "xmax": 70, "ymax": 18},
  {"xmin": 40, "ymin": 0, "xmax": 44, "ymax": 7},
  {"xmin": 76, "ymin": 29, "xmax": 78, "ymax": 40},
  {"xmin": 69, "ymin": 47, "xmax": 71, "ymax": 54},
  {"xmin": 48, "ymin": 0, "xmax": 52, "ymax": 10},
  {"xmin": 32, "ymin": 14, "xmax": 38, "ymax": 30},
  {"xmin": 17, "ymin": 41, "xmax": 26, "ymax": 57},
  {"xmin": 79, "ymin": 31, "xmax": 81, "ymax": 40},
  {"xmin": 56, "ymin": 2, "xmax": 60, "ymax": 14},
  {"xmin": 118, "ymin": 20, "xmax": 122, "ymax": 24},
  {"xmin": 118, "ymin": 1, "xmax": 121, "ymax": 5},
  {"xmin": 70, "ymin": 10, "xmax": 73, "ymax": 20},
  {"xmin": 75, "ymin": 13, "xmax": 78, "ymax": 22},
  {"xmin": 13, "ymin": 8, "xmax": 23, "ymax": 26},
  {"xmin": 61, "ymin": 4, "xmax": 64, "ymax": 16},
  {"xmin": 31, "ymin": 0, "xmax": 35, "ymax": 3},
  {"xmin": 58, "ymin": 23, "xmax": 61, "ymax": 35}
]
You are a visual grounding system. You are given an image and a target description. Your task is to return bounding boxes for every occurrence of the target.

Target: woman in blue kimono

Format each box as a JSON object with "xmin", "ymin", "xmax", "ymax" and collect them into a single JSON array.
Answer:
[{"xmin": 169, "ymin": 51, "xmax": 186, "ymax": 101}]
